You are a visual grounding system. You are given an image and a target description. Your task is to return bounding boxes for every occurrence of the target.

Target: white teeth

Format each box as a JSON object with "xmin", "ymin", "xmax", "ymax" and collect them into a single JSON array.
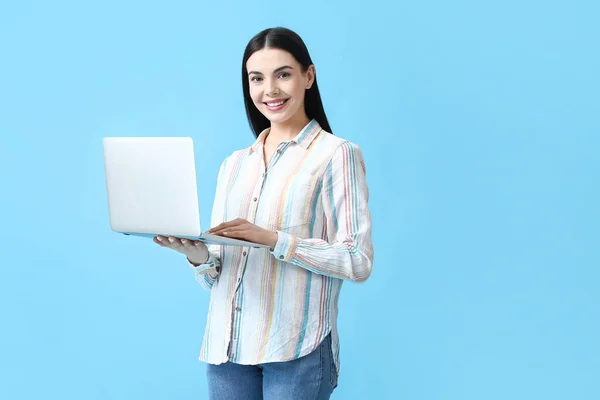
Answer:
[{"xmin": 267, "ymin": 100, "xmax": 285, "ymax": 107}]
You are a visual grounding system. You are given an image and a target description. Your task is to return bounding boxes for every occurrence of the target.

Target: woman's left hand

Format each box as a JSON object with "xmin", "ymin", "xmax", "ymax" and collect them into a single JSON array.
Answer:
[{"xmin": 208, "ymin": 218, "xmax": 278, "ymax": 248}]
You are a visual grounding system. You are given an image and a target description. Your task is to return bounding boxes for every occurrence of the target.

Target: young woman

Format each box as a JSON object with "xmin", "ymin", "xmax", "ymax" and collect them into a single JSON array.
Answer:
[{"xmin": 154, "ymin": 27, "xmax": 374, "ymax": 400}]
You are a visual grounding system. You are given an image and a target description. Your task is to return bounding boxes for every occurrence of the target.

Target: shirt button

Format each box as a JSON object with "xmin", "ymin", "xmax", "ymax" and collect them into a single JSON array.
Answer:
[
  {"xmin": 237, "ymin": 277, "xmax": 241, "ymax": 283},
  {"xmin": 253, "ymin": 197, "xmax": 257, "ymax": 202},
  {"xmin": 279, "ymin": 255, "xmax": 284, "ymax": 259},
  {"xmin": 235, "ymin": 307, "xmax": 241, "ymax": 312},
  {"xmin": 243, "ymin": 251, "xmax": 247, "ymax": 256},
  {"xmin": 276, "ymin": 149, "xmax": 281, "ymax": 154}
]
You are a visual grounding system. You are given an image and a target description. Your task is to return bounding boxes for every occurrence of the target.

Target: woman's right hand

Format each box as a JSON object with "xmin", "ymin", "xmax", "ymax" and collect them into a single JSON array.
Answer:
[{"xmin": 153, "ymin": 236, "xmax": 210, "ymax": 265}]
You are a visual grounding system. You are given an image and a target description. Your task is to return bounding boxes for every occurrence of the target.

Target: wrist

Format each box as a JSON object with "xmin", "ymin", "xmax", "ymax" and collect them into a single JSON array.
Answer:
[{"xmin": 187, "ymin": 253, "xmax": 209, "ymax": 266}]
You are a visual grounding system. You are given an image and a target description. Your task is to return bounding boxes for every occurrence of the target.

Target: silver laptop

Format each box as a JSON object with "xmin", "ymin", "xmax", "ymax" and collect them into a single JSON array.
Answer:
[{"xmin": 102, "ymin": 137, "xmax": 269, "ymax": 248}]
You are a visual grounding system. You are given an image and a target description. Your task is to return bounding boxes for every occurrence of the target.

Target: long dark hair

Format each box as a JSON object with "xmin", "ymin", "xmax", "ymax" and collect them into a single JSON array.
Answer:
[{"xmin": 241, "ymin": 27, "xmax": 332, "ymax": 138}]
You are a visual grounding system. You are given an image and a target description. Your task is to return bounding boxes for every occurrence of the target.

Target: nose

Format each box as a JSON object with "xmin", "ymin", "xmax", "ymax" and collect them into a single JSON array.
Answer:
[{"xmin": 265, "ymin": 78, "xmax": 279, "ymax": 96}]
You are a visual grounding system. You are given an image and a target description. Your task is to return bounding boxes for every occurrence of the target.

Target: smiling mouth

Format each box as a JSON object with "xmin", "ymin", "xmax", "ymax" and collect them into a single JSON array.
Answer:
[{"xmin": 264, "ymin": 99, "xmax": 289, "ymax": 107}]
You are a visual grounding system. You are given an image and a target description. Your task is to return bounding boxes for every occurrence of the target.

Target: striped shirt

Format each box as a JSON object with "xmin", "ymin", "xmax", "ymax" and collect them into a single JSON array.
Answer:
[{"xmin": 188, "ymin": 119, "xmax": 374, "ymax": 378}]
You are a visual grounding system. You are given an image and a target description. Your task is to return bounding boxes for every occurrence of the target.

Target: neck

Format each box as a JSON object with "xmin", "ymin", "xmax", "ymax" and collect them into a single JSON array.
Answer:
[{"xmin": 267, "ymin": 112, "xmax": 311, "ymax": 144}]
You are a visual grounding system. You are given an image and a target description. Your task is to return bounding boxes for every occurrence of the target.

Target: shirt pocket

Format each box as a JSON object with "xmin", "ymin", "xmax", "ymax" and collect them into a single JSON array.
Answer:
[{"xmin": 264, "ymin": 172, "xmax": 320, "ymax": 232}]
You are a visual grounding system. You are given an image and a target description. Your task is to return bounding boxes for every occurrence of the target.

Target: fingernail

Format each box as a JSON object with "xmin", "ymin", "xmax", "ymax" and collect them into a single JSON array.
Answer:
[
  {"xmin": 156, "ymin": 237, "xmax": 162, "ymax": 241},
  {"xmin": 169, "ymin": 238, "xmax": 174, "ymax": 243}
]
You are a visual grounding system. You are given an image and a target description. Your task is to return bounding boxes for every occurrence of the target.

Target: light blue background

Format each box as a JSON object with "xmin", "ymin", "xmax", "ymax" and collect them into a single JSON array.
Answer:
[{"xmin": 1, "ymin": 1, "xmax": 598, "ymax": 399}]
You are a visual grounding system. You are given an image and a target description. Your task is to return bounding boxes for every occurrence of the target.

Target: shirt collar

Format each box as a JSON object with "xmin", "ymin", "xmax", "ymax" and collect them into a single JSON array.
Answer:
[{"xmin": 250, "ymin": 119, "xmax": 322, "ymax": 153}]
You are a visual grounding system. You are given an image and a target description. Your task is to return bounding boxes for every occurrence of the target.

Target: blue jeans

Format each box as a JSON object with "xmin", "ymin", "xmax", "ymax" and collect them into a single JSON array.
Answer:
[{"xmin": 206, "ymin": 333, "xmax": 338, "ymax": 400}]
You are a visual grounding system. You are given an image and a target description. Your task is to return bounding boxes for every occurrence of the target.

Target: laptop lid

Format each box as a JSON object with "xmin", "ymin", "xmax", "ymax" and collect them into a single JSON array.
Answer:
[{"xmin": 103, "ymin": 137, "xmax": 203, "ymax": 237}]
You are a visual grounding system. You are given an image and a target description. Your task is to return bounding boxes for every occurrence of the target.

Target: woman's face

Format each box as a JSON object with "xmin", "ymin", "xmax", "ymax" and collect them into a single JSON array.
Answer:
[{"xmin": 246, "ymin": 48, "xmax": 315, "ymax": 125}]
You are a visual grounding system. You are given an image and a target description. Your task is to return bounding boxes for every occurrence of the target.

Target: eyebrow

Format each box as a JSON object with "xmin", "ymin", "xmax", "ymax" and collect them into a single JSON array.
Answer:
[{"xmin": 248, "ymin": 65, "xmax": 293, "ymax": 76}]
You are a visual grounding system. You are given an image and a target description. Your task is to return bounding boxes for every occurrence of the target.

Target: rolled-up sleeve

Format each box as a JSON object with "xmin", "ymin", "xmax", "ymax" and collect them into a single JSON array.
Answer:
[{"xmin": 188, "ymin": 252, "xmax": 220, "ymax": 291}]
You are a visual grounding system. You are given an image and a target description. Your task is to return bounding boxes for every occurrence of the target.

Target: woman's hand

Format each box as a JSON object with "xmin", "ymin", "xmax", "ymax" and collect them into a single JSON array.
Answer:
[
  {"xmin": 208, "ymin": 218, "xmax": 278, "ymax": 248},
  {"xmin": 153, "ymin": 236, "xmax": 210, "ymax": 265}
]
